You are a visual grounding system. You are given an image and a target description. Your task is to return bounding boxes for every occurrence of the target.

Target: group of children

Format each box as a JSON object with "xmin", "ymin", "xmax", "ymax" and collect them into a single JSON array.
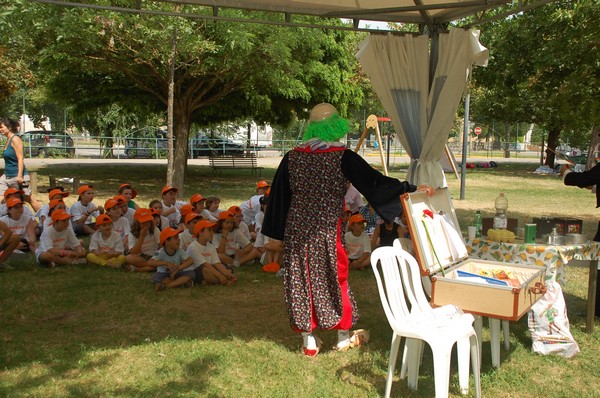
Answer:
[{"xmin": 0, "ymin": 178, "xmax": 409, "ymax": 288}]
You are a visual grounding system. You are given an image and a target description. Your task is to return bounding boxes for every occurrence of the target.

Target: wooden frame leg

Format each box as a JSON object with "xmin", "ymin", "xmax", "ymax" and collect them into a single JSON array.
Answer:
[{"xmin": 587, "ymin": 259, "xmax": 598, "ymax": 333}]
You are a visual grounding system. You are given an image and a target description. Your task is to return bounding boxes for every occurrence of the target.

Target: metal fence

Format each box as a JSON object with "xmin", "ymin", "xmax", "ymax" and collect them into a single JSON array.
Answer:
[{"xmin": 3, "ymin": 134, "xmax": 544, "ymax": 161}]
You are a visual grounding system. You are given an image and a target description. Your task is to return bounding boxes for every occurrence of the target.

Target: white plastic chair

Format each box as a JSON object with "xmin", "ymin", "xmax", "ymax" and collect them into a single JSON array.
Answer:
[{"xmin": 371, "ymin": 245, "xmax": 481, "ymax": 398}]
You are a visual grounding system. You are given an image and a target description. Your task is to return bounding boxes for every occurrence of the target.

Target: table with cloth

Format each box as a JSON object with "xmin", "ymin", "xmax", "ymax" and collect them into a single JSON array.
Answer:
[{"xmin": 465, "ymin": 238, "xmax": 600, "ymax": 332}]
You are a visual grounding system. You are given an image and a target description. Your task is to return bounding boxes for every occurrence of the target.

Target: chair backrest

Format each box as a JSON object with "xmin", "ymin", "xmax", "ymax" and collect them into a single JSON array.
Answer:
[{"xmin": 371, "ymin": 245, "xmax": 435, "ymax": 336}]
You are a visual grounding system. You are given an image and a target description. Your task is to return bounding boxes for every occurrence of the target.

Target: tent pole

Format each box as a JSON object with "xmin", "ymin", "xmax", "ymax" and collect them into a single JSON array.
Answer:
[{"xmin": 460, "ymin": 93, "xmax": 470, "ymax": 199}]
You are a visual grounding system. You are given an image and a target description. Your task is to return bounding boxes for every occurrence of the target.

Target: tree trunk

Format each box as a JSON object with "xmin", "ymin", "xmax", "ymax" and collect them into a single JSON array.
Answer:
[
  {"xmin": 504, "ymin": 122, "xmax": 510, "ymax": 158},
  {"xmin": 586, "ymin": 125, "xmax": 600, "ymax": 171},
  {"xmin": 544, "ymin": 126, "xmax": 561, "ymax": 167},
  {"xmin": 169, "ymin": 110, "xmax": 191, "ymax": 196}
]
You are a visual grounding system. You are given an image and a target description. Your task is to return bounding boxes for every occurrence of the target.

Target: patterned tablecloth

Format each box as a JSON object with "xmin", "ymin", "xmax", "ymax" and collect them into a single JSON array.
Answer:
[{"xmin": 465, "ymin": 238, "xmax": 600, "ymax": 284}]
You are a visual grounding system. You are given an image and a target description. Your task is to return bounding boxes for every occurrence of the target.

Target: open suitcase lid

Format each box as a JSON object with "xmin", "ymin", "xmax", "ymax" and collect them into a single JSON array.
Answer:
[{"xmin": 401, "ymin": 187, "xmax": 469, "ymax": 276}]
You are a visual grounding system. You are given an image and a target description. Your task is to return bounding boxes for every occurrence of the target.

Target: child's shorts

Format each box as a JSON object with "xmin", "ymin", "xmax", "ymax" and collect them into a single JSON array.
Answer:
[
  {"xmin": 193, "ymin": 267, "xmax": 204, "ymax": 284},
  {"xmin": 73, "ymin": 222, "xmax": 96, "ymax": 236},
  {"xmin": 152, "ymin": 270, "xmax": 195, "ymax": 284}
]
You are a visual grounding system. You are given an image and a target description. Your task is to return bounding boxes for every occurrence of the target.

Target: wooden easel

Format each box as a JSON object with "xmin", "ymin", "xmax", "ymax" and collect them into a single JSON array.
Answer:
[{"xmin": 354, "ymin": 114, "xmax": 388, "ymax": 176}]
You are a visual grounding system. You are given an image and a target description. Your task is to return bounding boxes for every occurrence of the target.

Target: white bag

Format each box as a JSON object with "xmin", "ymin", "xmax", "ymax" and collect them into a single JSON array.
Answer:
[{"xmin": 528, "ymin": 281, "xmax": 580, "ymax": 358}]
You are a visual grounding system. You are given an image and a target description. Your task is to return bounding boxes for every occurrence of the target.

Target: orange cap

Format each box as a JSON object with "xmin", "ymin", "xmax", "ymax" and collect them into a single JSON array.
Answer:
[
  {"xmin": 104, "ymin": 198, "xmax": 120, "ymax": 210},
  {"xmin": 262, "ymin": 262, "xmax": 281, "ymax": 273},
  {"xmin": 49, "ymin": 198, "xmax": 65, "ymax": 210},
  {"xmin": 77, "ymin": 185, "xmax": 94, "ymax": 196},
  {"xmin": 227, "ymin": 206, "xmax": 242, "ymax": 215},
  {"xmin": 95, "ymin": 214, "xmax": 113, "ymax": 226},
  {"xmin": 190, "ymin": 193, "xmax": 206, "ymax": 205},
  {"xmin": 218, "ymin": 211, "xmax": 234, "ymax": 220},
  {"xmin": 161, "ymin": 186, "xmax": 178, "ymax": 196},
  {"xmin": 118, "ymin": 183, "xmax": 137, "ymax": 199},
  {"xmin": 159, "ymin": 227, "xmax": 182, "ymax": 246},
  {"xmin": 113, "ymin": 195, "xmax": 127, "ymax": 204},
  {"xmin": 48, "ymin": 189, "xmax": 69, "ymax": 199},
  {"xmin": 193, "ymin": 220, "xmax": 216, "ymax": 236},
  {"xmin": 3, "ymin": 187, "xmax": 23, "ymax": 198},
  {"xmin": 256, "ymin": 180, "xmax": 270, "ymax": 189},
  {"xmin": 6, "ymin": 197, "xmax": 22, "ymax": 208},
  {"xmin": 50, "ymin": 209, "xmax": 71, "ymax": 224},
  {"xmin": 179, "ymin": 204, "xmax": 194, "ymax": 217},
  {"xmin": 134, "ymin": 208, "xmax": 154, "ymax": 223},
  {"xmin": 349, "ymin": 214, "xmax": 367, "ymax": 224},
  {"xmin": 184, "ymin": 212, "xmax": 202, "ymax": 224}
]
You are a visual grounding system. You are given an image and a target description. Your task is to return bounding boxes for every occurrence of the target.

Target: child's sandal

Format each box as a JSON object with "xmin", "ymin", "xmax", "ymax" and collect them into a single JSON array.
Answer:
[
  {"xmin": 184, "ymin": 280, "xmax": 194, "ymax": 288},
  {"xmin": 154, "ymin": 283, "xmax": 166, "ymax": 292}
]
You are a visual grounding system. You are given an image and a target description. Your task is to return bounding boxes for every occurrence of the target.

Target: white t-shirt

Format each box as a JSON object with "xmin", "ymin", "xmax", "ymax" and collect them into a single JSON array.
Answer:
[
  {"xmin": 240, "ymin": 194, "xmax": 263, "ymax": 225},
  {"xmin": 238, "ymin": 221, "xmax": 251, "ymax": 241},
  {"xmin": 345, "ymin": 184, "xmax": 365, "ymax": 214},
  {"xmin": 0, "ymin": 214, "xmax": 31, "ymax": 237},
  {"xmin": 36, "ymin": 225, "xmax": 80, "ymax": 256},
  {"xmin": 179, "ymin": 229, "xmax": 195, "ymax": 250},
  {"xmin": 185, "ymin": 240, "xmax": 220, "ymax": 271},
  {"xmin": 162, "ymin": 200, "xmax": 186, "ymax": 228},
  {"xmin": 254, "ymin": 212, "xmax": 264, "ymax": 234},
  {"xmin": 202, "ymin": 209, "xmax": 220, "ymax": 222},
  {"xmin": 152, "ymin": 247, "xmax": 190, "ymax": 273},
  {"xmin": 127, "ymin": 227, "xmax": 160, "ymax": 257},
  {"xmin": 70, "ymin": 201, "xmax": 100, "ymax": 225},
  {"xmin": 345, "ymin": 231, "xmax": 372, "ymax": 259},
  {"xmin": 111, "ymin": 217, "xmax": 131, "ymax": 240},
  {"xmin": 212, "ymin": 229, "xmax": 251, "ymax": 256},
  {"xmin": 123, "ymin": 208, "xmax": 135, "ymax": 226},
  {"xmin": 89, "ymin": 230, "xmax": 125, "ymax": 254}
]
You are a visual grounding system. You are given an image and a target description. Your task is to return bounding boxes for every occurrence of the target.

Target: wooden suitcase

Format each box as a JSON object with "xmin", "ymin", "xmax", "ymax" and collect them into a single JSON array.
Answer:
[{"xmin": 401, "ymin": 188, "xmax": 546, "ymax": 321}]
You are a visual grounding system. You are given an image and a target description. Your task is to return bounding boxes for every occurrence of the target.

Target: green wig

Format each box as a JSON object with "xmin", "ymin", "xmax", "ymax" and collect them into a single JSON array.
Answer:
[{"xmin": 302, "ymin": 113, "xmax": 350, "ymax": 142}]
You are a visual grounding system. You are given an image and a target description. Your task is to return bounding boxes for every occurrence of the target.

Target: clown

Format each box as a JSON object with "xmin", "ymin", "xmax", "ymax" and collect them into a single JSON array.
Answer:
[{"xmin": 262, "ymin": 103, "xmax": 433, "ymax": 356}]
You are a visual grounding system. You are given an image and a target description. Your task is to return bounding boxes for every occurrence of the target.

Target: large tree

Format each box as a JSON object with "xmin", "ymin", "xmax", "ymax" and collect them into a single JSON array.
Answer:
[
  {"xmin": 471, "ymin": 0, "xmax": 600, "ymax": 164},
  {"xmin": 15, "ymin": 3, "xmax": 362, "ymax": 189}
]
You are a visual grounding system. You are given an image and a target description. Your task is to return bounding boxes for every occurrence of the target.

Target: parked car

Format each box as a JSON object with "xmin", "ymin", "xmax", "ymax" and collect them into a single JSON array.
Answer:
[
  {"xmin": 190, "ymin": 135, "xmax": 245, "ymax": 158},
  {"xmin": 20, "ymin": 130, "xmax": 75, "ymax": 158},
  {"xmin": 124, "ymin": 129, "xmax": 169, "ymax": 159}
]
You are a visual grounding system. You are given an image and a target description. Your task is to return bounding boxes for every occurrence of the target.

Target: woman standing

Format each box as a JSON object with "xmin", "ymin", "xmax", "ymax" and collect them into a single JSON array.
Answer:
[
  {"xmin": 262, "ymin": 103, "xmax": 433, "ymax": 356},
  {"xmin": 0, "ymin": 118, "xmax": 41, "ymax": 212}
]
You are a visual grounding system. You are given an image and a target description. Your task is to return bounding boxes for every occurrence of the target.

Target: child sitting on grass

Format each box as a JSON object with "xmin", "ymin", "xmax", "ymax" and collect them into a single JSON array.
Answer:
[
  {"xmin": 86, "ymin": 214, "xmax": 127, "ymax": 268},
  {"xmin": 149, "ymin": 200, "xmax": 169, "ymax": 230},
  {"xmin": 104, "ymin": 198, "xmax": 130, "ymax": 249},
  {"xmin": 180, "ymin": 212, "xmax": 201, "ymax": 250},
  {"xmin": 0, "ymin": 197, "xmax": 38, "ymax": 253},
  {"xmin": 117, "ymin": 183, "xmax": 139, "ymax": 210},
  {"xmin": 161, "ymin": 186, "xmax": 187, "ymax": 229},
  {"xmin": 0, "ymin": 220, "xmax": 21, "ymax": 269},
  {"xmin": 202, "ymin": 196, "xmax": 221, "ymax": 222},
  {"xmin": 213, "ymin": 211, "xmax": 260, "ymax": 268},
  {"xmin": 36, "ymin": 210, "xmax": 87, "ymax": 267},
  {"xmin": 190, "ymin": 193, "xmax": 206, "ymax": 216},
  {"xmin": 125, "ymin": 208, "xmax": 160, "ymax": 272},
  {"xmin": 185, "ymin": 219, "xmax": 237, "ymax": 285},
  {"xmin": 345, "ymin": 214, "xmax": 371, "ymax": 270},
  {"xmin": 71, "ymin": 185, "xmax": 104, "ymax": 236},
  {"xmin": 149, "ymin": 227, "xmax": 195, "ymax": 292},
  {"xmin": 37, "ymin": 188, "xmax": 70, "ymax": 231}
]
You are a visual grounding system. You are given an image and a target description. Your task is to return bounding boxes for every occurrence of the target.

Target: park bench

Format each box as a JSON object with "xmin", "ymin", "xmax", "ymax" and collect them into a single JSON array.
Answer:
[{"xmin": 209, "ymin": 154, "xmax": 263, "ymax": 176}]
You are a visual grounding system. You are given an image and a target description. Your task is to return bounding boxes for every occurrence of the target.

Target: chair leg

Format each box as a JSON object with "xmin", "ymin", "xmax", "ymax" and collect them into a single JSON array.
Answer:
[
  {"xmin": 488, "ymin": 317, "xmax": 501, "ymax": 368},
  {"xmin": 470, "ymin": 334, "xmax": 482, "ymax": 398},
  {"xmin": 385, "ymin": 333, "xmax": 402, "ymax": 398},
  {"xmin": 431, "ymin": 345, "xmax": 453, "ymax": 398},
  {"xmin": 473, "ymin": 315, "xmax": 483, "ymax": 365},
  {"xmin": 456, "ymin": 337, "xmax": 471, "ymax": 395},
  {"xmin": 406, "ymin": 339, "xmax": 423, "ymax": 391},
  {"xmin": 502, "ymin": 320, "xmax": 510, "ymax": 351}
]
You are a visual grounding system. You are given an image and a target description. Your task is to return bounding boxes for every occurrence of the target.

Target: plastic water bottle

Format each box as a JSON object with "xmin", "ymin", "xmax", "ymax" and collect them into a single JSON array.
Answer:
[
  {"xmin": 549, "ymin": 227, "xmax": 559, "ymax": 245},
  {"xmin": 493, "ymin": 193, "xmax": 508, "ymax": 229},
  {"xmin": 474, "ymin": 210, "xmax": 483, "ymax": 237}
]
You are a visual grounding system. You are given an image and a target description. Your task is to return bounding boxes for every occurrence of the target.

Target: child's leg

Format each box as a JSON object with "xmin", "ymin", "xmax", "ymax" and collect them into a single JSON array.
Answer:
[
  {"xmin": 358, "ymin": 256, "xmax": 371, "ymax": 269},
  {"xmin": 106, "ymin": 255, "xmax": 127, "ymax": 269},
  {"xmin": 213, "ymin": 263, "xmax": 236, "ymax": 283},
  {"xmin": 38, "ymin": 251, "xmax": 71, "ymax": 266},
  {"xmin": 238, "ymin": 248, "xmax": 261, "ymax": 265},
  {"xmin": 218, "ymin": 253, "xmax": 234, "ymax": 266},
  {"xmin": 83, "ymin": 224, "xmax": 97, "ymax": 235},
  {"xmin": 0, "ymin": 234, "xmax": 21, "ymax": 263},
  {"xmin": 125, "ymin": 254, "xmax": 155, "ymax": 272},
  {"xmin": 164, "ymin": 275, "xmax": 192, "ymax": 289},
  {"xmin": 86, "ymin": 252, "xmax": 108, "ymax": 266},
  {"xmin": 202, "ymin": 265, "xmax": 227, "ymax": 285}
]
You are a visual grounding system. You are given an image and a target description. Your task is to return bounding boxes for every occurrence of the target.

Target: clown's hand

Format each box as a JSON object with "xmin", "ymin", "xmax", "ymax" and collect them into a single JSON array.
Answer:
[{"xmin": 416, "ymin": 185, "xmax": 435, "ymax": 196}]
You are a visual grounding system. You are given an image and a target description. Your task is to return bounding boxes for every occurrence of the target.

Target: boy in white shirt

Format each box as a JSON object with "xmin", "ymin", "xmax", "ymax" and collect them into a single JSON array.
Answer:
[
  {"xmin": 86, "ymin": 214, "xmax": 127, "ymax": 268},
  {"xmin": 36, "ymin": 210, "xmax": 87, "ymax": 267},
  {"xmin": 0, "ymin": 197, "xmax": 38, "ymax": 253},
  {"xmin": 180, "ymin": 212, "xmax": 201, "ymax": 250},
  {"xmin": 161, "ymin": 186, "xmax": 187, "ymax": 229},
  {"xmin": 0, "ymin": 187, "xmax": 35, "ymax": 219},
  {"xmin": 104, "ymin": 198, "xmax": 130, "ymax": 249},
  {"xmin": 240, "ymin": 180, "xmax": 269, "ymax": 227},
  {"xmin": 344, "ymin": 214, "xmax": 371, "ymax": 270},
  {"xmin": 70, "ymin": 185, "xmax": 104, "ymax": 236},
  {"xmin": 186, "ymin": 220, "xmax": 237, "ymax": 285},
  {"xmin": 36, "ymin": 188, "xmax": 70, "ymax": 230}
]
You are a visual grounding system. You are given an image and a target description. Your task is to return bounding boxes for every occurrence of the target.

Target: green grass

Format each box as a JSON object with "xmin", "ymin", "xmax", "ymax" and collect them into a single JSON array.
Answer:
[{"xmin": 1, "ymin": 162, "xmax": 599, "ymax": 397}]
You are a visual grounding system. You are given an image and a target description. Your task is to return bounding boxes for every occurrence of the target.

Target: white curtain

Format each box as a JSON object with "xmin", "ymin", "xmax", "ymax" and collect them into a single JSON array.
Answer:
[{"xmin": 356, "ymin": 28, "xmax": 488, "ymax": 188}]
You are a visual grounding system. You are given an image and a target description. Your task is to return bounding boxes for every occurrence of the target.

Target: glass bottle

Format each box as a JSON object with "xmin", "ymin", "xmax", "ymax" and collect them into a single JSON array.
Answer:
[
  {"xmin": 549, "ymin": 227, "xmax": 559, "ymax": 245},
  {"xmin": 474, "ymin": 210, "xmax": 483, "ymax": 237},
  {"xmin": 493, "ymin": 193, "xmax": 508, "ymax": 229}
]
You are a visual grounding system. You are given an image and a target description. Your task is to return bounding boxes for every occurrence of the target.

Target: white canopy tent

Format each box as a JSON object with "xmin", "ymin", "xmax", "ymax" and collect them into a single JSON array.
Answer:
[{"xmin": 357, "ymin": 28, "xmax": 489, "ymax": 187}]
